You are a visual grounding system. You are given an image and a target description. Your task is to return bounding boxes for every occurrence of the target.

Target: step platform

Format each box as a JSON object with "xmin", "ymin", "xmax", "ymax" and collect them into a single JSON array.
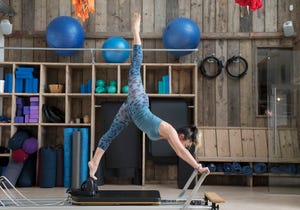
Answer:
[{"xmin": 71, "ymin": 190, "xmax": 161, "ymax": 206}]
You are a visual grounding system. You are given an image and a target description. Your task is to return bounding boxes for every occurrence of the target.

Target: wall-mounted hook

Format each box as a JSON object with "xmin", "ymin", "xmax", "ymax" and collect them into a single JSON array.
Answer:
[{"xmin": 207, "ymin": 53, "xmax": 215, "ymax": 63}]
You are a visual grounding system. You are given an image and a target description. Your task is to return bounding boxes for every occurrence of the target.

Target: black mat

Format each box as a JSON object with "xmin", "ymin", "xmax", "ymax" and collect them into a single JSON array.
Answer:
[{"xmin": 71, "ymin": 190, "xmax": 161, "ymax": 205}]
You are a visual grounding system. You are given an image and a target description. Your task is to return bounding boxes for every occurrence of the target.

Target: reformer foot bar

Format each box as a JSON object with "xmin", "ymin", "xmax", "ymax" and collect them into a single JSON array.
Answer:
[{"xmin": 0, "ymin": 169, "xmax": 225, "ymax": 209}]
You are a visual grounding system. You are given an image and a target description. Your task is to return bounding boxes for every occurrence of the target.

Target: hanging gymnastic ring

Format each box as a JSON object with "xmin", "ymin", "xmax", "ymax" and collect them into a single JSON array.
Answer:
[
  {"xmin": 225, "ymin": 55, "xmax": 248, "ymax": 78},
  {"xmin": 199, "ymin": 55, "xmax": 223, "ymax": 79}
]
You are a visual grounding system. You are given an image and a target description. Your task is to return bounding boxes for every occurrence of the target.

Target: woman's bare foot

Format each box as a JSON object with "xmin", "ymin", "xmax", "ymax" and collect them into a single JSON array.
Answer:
[
  {"xmin": 88, "ymin": 161, "xmax": 98, "ymax": 180},
  {"xmin": 132, "ymin": 12, "xmax": 141, "ymax": 35}
]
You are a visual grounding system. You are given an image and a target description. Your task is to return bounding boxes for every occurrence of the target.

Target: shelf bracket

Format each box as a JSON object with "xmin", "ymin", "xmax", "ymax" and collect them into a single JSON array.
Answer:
[{"xmin": 90, "ymin": 49, "xmax": 96, "ymax": 63}]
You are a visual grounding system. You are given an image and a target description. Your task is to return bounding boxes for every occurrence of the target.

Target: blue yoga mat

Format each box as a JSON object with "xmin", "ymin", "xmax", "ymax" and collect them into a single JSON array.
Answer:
[
  {"xmin": 64, "ymin": 128, "xmax": 74, "ymax": 188},
  {"xmin": 80, "ymin": 128, "xmax": 89, "ymax": 184},
  {"xmin": 270, "ymin": 164, "xmax": 297, "ymax": 174},
  {"xmin": 223, "ymin": 162, "xmax": 232, "ymax": 174},
  {"xmin": 55, "ymin": 144, "xmax": 64, "ymax": 187},
  {"xmin": 241, "ymin": 165, "xmax": 253, "ymax": 177},
  {"xmin": 231, "ymin": 162, "xmax": 242, "ymax": 174},
  {"xmin": 253, "ymin": 162, "xmax": 267, "ymax": 174},
  {"xmin": 297, "ymin": 164, "xmax": 300, "ymax": 174},
  {"xmin": 17, "ymin": 153, "xmax": 37, "ymax": 187},
  {"xmin": 40, "ymin": 147, "xmax": 56, "ymax": 188},
  {"xmin": 207, "ymin": 163, "xmax": 216, "ymax": 172}
]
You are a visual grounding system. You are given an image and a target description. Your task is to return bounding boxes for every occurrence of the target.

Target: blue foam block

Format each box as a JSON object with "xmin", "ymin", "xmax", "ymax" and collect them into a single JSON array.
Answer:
[
  {"xmin": 5, "ymin": 73, "xmax": 12, "ymax": 93},
  {"xmin": 162, "ymin": 75, "xmax": 170, "ymax": 94}
]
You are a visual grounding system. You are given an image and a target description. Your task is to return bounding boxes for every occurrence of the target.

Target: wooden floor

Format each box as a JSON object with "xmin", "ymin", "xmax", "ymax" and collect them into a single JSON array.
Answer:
[{"xmin": 2, "ymin": 184, "xmax": 300, "ymax": 210}]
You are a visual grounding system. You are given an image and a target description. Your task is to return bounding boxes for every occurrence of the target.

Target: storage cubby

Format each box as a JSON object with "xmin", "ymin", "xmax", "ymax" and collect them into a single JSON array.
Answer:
[
  {"xmin": 41, "ymin": 96, "xmax": 65, "ymax": 124},
  {"xmin": 0, "ymin": 126, "xmax": 11, "ymax": 154},
  {"xmin": 40, "ymin": 126, "xmax": 65, "ymax": 147},
  {"xmin": 14, "ymin": 64, "xmax": 40, "ymax": 94},
  {"xmin": 95, "ymin": 65, "xmax": 118, "ymax": 94},
  {"xmin": 67, "ymin": 95, "xmax": 92, "ymax": 124},
  {"xmin": 1, "ymin": 63, "xmax": 13, "ymax": 94},
  {"xmin": 171, "ymin": 65, "xmax": 195, "ymax": 94},
  {"xmin": 1, "ymin": 96, "xmax": 12, "ymax": 120},
  {"xmin": 14, "ymin": 96, "xmax": 39, "ymax": 124},
  {"xmin": 119, "ymin": 65, "xmax": 130, "ymax": 94},
  {"xmin": 145, "ymin": 65, "xmax": 169, "ymax": 94},
  {"xmin": 41, "ymin": 64, "xmax": 66, "ymax": 93},
  {"xmin": 67, "ymin": 64, "xmax": 92, "ymax": 94}
]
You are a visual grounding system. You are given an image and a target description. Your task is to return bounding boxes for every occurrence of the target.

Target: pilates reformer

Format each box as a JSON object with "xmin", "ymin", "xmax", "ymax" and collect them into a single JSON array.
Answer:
[
  {"xmin": 67, "ymin": 169, "xmax": 225, "ymax": 209},
  {"xmin": 0, "ymin": 169, "xmax": 225, "ymax": 209}
]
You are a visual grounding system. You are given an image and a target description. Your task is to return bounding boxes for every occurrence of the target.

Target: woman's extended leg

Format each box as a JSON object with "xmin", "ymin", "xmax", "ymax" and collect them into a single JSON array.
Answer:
[
  {"xmin": 88, "ymin": 12, "xmax": 142, "ymax": 180},
  {"xmin": 88, "ymin": 102, "xmax": 131, "ymax": 180},
  {"xmin": 127, "ymin": 13, "xmax": 148, "ymax": 117}
]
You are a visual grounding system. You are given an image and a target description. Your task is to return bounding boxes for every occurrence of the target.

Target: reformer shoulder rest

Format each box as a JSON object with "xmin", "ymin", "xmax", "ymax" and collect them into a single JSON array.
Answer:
[{"xmin": 204, "ymin": 191, "xmax": 225, "ymax": 204}]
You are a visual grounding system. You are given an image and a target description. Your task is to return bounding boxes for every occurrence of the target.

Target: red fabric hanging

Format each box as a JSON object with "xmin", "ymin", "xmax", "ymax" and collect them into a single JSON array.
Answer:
[
  {"xmin": 72, "ymin": 0, "xmax": 95, "ymax": 22},
  {"xmin": 235, "ymin": 0, "xmax": 263, "ymax": 11}
]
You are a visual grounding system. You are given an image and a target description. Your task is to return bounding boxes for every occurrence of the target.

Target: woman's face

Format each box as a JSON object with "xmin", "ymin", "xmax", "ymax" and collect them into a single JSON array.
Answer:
[{"xmin": 178, "ymin": 133, "xmax": 192, "ymax": 149}]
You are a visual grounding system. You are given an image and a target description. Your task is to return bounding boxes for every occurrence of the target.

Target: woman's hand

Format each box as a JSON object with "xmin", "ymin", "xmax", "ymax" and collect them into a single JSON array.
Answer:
[{"xmin": 196, "ymin": 163, "xmax": 210, "ymax": 174}]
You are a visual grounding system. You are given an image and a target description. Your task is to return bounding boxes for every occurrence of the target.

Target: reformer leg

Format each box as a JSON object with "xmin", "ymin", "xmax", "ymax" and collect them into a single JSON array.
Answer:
[
  {"xmin": 177, "ymin": 169, "xmax": 198, "ymax": 198},
  {"xmin": 182, "ymin": 171, "xmax": 209, "ymax": 209},
  {"xmin": 176, "ymin": 169, "xmax": 209, "ymax": 209}
]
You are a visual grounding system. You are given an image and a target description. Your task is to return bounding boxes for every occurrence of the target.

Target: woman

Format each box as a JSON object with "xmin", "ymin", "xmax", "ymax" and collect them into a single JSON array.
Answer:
[{"xmin": 88, "ymin": 13, "xmax": 209, "ymax": 180}]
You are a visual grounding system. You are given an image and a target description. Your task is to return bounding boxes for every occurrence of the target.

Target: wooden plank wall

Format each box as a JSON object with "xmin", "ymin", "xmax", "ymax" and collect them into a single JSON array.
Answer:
[
  {"xmin": 3, "ymin": 0, "xmax": 300, "ymax": 183},
  {"xmin": 4, "ymin": 0, "xmax": 299, "ymax": 127},
  {"xmin": 195, "ymin": 127, "xmax": 300, "ymax": 163}
]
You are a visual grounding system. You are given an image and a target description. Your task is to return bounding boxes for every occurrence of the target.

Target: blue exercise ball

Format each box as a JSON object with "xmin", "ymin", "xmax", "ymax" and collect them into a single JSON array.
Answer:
[
  {"xmin": 162, "ymin": 17, "xmax": 200, "ymax": 56},
  {"xmin": 102, "ymin": 36, "xmax": 130, "ymax": 63},
  {"xmin": 46, "ymin": 16, "xmax": 85, "ymax": 56}
]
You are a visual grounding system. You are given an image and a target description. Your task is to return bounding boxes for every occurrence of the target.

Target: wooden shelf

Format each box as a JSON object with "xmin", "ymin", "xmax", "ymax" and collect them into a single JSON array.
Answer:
[
  {"xmin": 40, "ymin": 123, "xmax": 91, "ymax": 127},
  {"xmin": 210, "ymin": 172, "xmax": 300, "ymax": 177},
  {"xmin": 0, "ymin": 123, "xmax": 11, "ymax": 126},
  {"xmin": 0, "ymin": 154, "xmax": 10, "ymax": 157},
  {"xmin": 13, "ymin": 123, "xmax": 39, "ymax": 126}
]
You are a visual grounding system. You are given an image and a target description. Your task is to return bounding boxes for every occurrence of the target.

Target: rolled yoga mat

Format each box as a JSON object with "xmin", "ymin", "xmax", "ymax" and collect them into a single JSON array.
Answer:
[
  {"xmin": 223, "ymin": 163, "xmax": 232, "ymax": 174},
  {"xmin": 241, "ymin": 165, "xmax": 253, "ymax": 177},
  {"xmin": 3, "ymin": 158, "xmax": 24, "ymax": 187},
  {"xmin": 17, "ymin": 153, "xmax": 37, "ymax": 187},
  {"xmin": 64, "ymin": 128, "xmax": 73, "ymax": 188},
  {"xmin": 253, "ymin": 162, "xmax": 267, "ymax": 174},
  {"xmin": 40, "ymin": 146, "xmax": 56, "ymax": 188},
  {"xmin": 80, "ymin": 128, "xmax": 89, "ymax": 184},
  {"xmin": 55, "ymin": 144, "xmax": 64, "ymax": 187},
  {"xmin": 231, "ymin": 162, "xmax": 242, "ymax": 174},
  {"xmin": 72, "ymin": 130, "xmax": 81, "ymax": 189}
]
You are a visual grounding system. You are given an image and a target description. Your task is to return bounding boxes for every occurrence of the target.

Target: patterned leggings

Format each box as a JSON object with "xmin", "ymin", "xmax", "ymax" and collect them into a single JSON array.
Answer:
[{"xmin": 98, "ymin": 45, "xmax": 149, "ymax": 151}]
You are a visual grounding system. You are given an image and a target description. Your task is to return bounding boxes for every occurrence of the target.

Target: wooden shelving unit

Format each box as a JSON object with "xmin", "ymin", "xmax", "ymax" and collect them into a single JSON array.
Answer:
[{"xmin": 0, "ymin": 61, "xmax": 198, "ymax": 185}]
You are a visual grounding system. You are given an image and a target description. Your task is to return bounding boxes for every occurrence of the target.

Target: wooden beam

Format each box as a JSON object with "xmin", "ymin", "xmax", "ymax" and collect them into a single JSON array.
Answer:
[{"xmin": 7, "ymin": 31, "xmax": 296, "ymax": 40}]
